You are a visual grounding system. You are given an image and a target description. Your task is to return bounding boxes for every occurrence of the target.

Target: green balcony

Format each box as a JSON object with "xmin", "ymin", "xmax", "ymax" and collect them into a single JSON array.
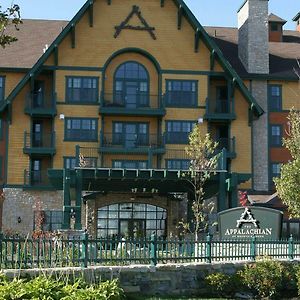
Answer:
[
  {"xmin": 99, "ymin": 93, "xmax": 166, "ymax": 116},
  {"xmin": 23, "ymin": 131, "xmax": 56, "ymax": 155},
  {"xmin": 204, "ymin": 98, "xmax": 236, "ymax": 121},
  {"xmin": 99, "ymin": 132, "xmax": 165, "ymax": 154},
  {"xmin": 24, "ymin": 91, "xmax": 57, "ymax": 117},
  {"xmin": 215, "ymin": 137, "xmax": 236, "ymax": 159}
]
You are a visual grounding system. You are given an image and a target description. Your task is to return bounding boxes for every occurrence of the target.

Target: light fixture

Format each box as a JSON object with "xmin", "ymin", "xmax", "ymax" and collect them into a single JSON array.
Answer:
[
  {"xmin": 198, "ymin": 117, "xmax": 203, "ymax": 124},
  {"xmin": 17, "ymin": 217, "xmax": 22, "ymax": 223},
  {"xmin": 59, "ymin": 114, "xmax": 65, "ymax": 120}
]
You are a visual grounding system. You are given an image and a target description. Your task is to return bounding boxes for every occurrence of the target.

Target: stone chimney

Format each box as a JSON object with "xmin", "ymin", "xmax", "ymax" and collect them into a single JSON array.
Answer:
[
  {"xmin": 238, "ymin": 0, "xmax": 270, "ymax": 192},
  {"xmin": 238, "ymin": 0, "xmax": 269, "ymax": 74},
  {"xmin": 292, "ymin": 12, "xmax": 300, "ymax": 32}
]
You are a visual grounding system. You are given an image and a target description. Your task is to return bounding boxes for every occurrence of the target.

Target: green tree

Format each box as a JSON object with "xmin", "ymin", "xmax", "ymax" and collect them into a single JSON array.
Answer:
[
  {"xmin": 0, "ymin": 4, "xmax": 22, "ymax": 48},
  {"xmin": 274, "ymin": 109, "xmax": 300, "ymax": 218},
  {"xmin": 181, "ymin": 124, "xmax": 219, "ymax": 239}
]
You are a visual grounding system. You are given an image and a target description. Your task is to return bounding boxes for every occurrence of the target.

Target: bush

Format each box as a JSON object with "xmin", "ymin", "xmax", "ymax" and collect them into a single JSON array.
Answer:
[
  {"xmin": 0, "ymin": 275, "xmax": 124, "ymax": 300},
  {"xmin": 205, "ymin": 272, "xmax": 243, "ymax": 297},
  {"xmin": 239, "ymin": 259, "xmax": 284, "ymax": 299}
]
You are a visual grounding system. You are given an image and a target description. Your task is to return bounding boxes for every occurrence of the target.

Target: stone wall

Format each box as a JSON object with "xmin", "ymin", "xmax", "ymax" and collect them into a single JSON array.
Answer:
[
  {"xmin": 2, "ymin": 188, "xmax": 63, "ymax": 236},
  {"xmin": 3, "ymin": 261, "xmax": 297, "ymax": 297}
]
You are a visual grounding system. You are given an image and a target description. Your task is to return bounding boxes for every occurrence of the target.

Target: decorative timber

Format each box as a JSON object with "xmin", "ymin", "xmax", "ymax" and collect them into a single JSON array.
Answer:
[{"xmin": 114, "ymin": 5, "xmax": 156, "ymax": 40}]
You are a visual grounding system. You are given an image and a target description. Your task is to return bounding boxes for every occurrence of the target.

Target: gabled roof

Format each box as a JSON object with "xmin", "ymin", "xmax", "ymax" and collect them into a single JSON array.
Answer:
[
  {"xmin": 205, "ymin": 26, "xmax": 300, "ymax": 80},
  {"xmin": 268, "ymin": 13, "xmax": 287, "ymax": 24},
  {"xmin": 0, "ymin": 0, "xmax": 264, "ymax": 116},
  {"xmin": 0, "ymin": 19, "xmax": 68, "ymax": 69}
]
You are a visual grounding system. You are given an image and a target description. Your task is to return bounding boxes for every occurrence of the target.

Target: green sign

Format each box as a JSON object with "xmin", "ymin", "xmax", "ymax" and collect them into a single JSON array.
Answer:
[{"xmin": 218, "ymin": 207, "xmax": 283, "ymax": 239}]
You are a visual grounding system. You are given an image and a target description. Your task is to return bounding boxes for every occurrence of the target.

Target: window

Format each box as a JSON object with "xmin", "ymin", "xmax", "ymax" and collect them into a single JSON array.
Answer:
[
  {"xmin": 270, "ymin": 125, "xmax": 282, "ymax": 146},
  {"xmin": 65, "ymin": 118, "xmax": 97, "ymax": 141},
  {"xmin": 34, "ymin": 210, "xmax": 63, "ymax": 232},
  {"xmin": 97, "ymin": 203, "xmax": 167, "ymax": 238},
  {"xmin": 166, "ymin": 121, "xmax": 195, "ymax": 144},
  {"xmin": 112, "ymin": 122, "xmax": 149, "ymax": 147},
  {"xmin": 113, "ymin": 160, "xmax": 148, "ymax": 169},
  {"xmin": 165, "ymin": 80, "xmax": 197, "ymax": 107},
  {"xmin": 166, "ymin": 159, "xmax": 190, "ymax": 170},
  {"xmin": 64, "ymin": 157, "xmax": 76, "ymax": 169},
  {"xmin": 269, "ymin": 85, "xmax": 282, "ymax": 111},
  {"xmin": 0, "ymin": 77, "xmax": 4, "ymax": 101},
  {"xmin": 113, "ymin": 62, "xmax": 149, "ymax": 108},
  {"xmin": 270, "ymin": 23, "xmax": 278, "ymax": 31},
  {"xmin": 0, "ymin": 119, "xmax": 3, "ymax": 140},
  {"xmin": 271, "ymin": 163, "xmax": 281, "ymax": 179},
  {"xmin": 66, "ymin": 77, "xmax": 98, "ymax": 103}
]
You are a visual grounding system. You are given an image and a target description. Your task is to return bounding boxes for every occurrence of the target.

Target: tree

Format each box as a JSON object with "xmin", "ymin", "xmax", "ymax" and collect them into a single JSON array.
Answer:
[
  {"xmin": 0, "ymin": 4, "xmax": 22, "ymax": 48},
  {"xmin": 274, "ymin": 109, "xmax": 300, "ymax": 218},
  {"xmin": 181, "ymin": 124, "xmax": 219, "ymax": 240}
]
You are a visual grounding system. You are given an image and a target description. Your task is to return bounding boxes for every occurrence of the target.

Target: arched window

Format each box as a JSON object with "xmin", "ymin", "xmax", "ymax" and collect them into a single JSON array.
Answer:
[
  {"xmin": 114, "ymin": 61, "xmax": 149, "ymax": 108},
  {"xmin": 97, "ymin": 203, "xmax": 167, "ymax": 239}
]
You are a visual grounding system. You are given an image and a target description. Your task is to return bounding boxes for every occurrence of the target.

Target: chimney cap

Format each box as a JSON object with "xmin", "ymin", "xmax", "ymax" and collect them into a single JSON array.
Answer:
[{"xmin": 268, "ymin": 13, "xmax": 287, "ymax": 25}]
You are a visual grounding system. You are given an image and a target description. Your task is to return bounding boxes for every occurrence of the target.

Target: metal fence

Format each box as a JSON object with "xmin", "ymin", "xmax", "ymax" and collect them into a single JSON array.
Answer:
[{"xmin": 0, "ymin": 233, "xmax": 298, "ymax": 269}]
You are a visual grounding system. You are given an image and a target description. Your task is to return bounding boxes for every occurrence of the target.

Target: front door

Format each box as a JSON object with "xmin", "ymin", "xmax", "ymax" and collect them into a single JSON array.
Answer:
[
  {"xmin": 216, "ymin": 86, "xmax": 228, "ymax": 113},
  {"xmin": 119, "ymin": 219, "xmax": 146, "ymax": 239},
  {"xmin": 32, "ymin": 122, "xmax": 42, "ymax": 147}
]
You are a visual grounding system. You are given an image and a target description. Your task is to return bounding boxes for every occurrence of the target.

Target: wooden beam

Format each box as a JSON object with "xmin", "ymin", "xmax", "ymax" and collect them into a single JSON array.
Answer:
[
  {"xmin": 210, "ymin": 49, "xmax": 216, "ymax": 71},
  {"xmin": 194, "ymin": 29, "xmax": 200, "ymax": 52},
  {"xmin": 89, "ymin": 1, "xmax": 94, "ymax": 27},
  {"xmin": 71, "ymin": 24, "xmax": 76, "ymax": 49},
  {"xmin": 54, "ymin": 45, "xmax": 58, "ymax": 66},
  {"xmin": 177, "ymin": 5, "xmax": 183, "ymax": 30}
]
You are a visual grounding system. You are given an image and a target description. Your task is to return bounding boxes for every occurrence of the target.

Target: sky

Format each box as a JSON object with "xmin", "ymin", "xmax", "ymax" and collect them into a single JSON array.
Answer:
[{"xmin": 1, "ymin": 0, "xmax": 298, "ymax": 30}]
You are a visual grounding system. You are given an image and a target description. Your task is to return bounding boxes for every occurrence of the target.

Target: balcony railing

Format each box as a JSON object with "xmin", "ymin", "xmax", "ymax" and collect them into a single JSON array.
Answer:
[
  {"xmin": 24, "ymin": 170, "xmax": 51, "ymax": 187},
  {"xmin": 215, "ymin": 137, "xmax": 236, "ymax": 158},
  {"xmin": 100, "ymin": 132, "xmax": 165, "ymax": 151},
  {"xmin": 76, "ymin": 146, "xmax": 227, "ymax": 171},
  {"xmin": 100, "ymin": 93, "xmax": 165, "ymax": 116},
  {"xmin": 23, "ymin": 131, "xmax": 56, "ymax": 155},
  {"xmin": 24, "ymin": 91, "xmax": 57, "ymax": 116},
  {"xmin": 204, "ymin": 98, "xmax": 235, "ymax": 120}
]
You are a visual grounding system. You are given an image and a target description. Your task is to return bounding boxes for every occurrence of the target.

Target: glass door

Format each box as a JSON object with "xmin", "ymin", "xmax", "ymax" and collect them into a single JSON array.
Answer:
[
  {"xmin": 33, "ymin": 81, "xmax": 44, "ymax": 108},
  {"xmin": 31, "ymin": 159, "xmax": 41, "ymax": 185},
  {"xmin": 32, "ymin": 122, "xmax": 42, "ymax": 147},
  {"xmin": 124, "ymin": 124, "xmax": 137, "ymax": 148},
  {"xmin": 125, "ymin": 82, "xmax": 138, "ymax": 108}
]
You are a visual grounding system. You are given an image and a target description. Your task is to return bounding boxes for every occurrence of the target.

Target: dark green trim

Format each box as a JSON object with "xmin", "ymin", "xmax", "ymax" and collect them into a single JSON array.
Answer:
[
  {"xmin": 71, "ymin": 24, "xmax": 76, "ymax": 49},
  {"xmin": 177, "ymin": 5, "xmax": 183, "ymax": 30},
  {"xmin": 89, "ymin": 0, "xmax": 94, "ymax": 27},
  {"xmin": 0, "ymin": 76, "xmax": 5, "ymax": 101},
  {"xmin": 162, "ymin": 69, "xmax": 226, "ymax": 76},
  {"xmin": 4, "ymin": 117, "xmax": 9, "ymax": 185},
  {"xmin": 57, "ymin": 101, "xmax": 99, "ymax": 106},
  {"xmin": 54, "ymin": 46, "xmax": 58, "ymax": 66},
  {"xmin": 43, "ymin": 65, "xmax": 103, "ymax": 71},
  {"xmin": 194, "ymin": 29, "xmax": 200, "ymax": 53},
  {"xmin": 64, "ymin": 117, "xmax": 98, "ymax": 142},
  {"xmin": 237, "ymin": 0, "xmax": 248, "ymax": 13},
  {"xmin": 103, "ymin": 48, "xmax": 161, "ymax": 73},
  {"xmin": 292, "ymin": 12, "xmax": 300, "ymax": 21},
  {"xmin": 242, "ymin": 74, "xmax": 299, "ymax": 81}
]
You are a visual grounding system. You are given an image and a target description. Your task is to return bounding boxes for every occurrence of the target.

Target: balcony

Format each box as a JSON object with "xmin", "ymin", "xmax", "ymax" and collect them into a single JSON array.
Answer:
[
  {"xmin": 23, "ymin": 131, "xmax": 56, "ymax": 155},
  {"xmin": 204, "ymin": 98, "xmax": 236, "ymax": 121},
  {"xmin": 99, "ymin": 93, "xmax": 165, "ymax": 116},
  {"xmin": 24, "ymin": 170, "xmax": 51, "ymax": 188},
  {"xmin": 215, "ymin": 137, "xmax": 236, "ymax": 159},
  {"xmin": 24, "ymin": 91, "xmax": 57, "ymax": 117},
  {"xmin": 99, "ymin": 132, "xmax": 165, "ymax": 154}
]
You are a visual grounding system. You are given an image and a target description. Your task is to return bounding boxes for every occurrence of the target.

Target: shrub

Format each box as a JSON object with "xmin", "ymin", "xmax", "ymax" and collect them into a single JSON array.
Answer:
[
  {"xmin": 0, "ymin": 275, "xmax": 124, "ymax": 300},
  {"xmin": 205, "ymin": 272, "xmax": 243, "ymax": 297},
  {"xmin": 239, "ymin": 259, "xmax": 284, "ymax": 299}
]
